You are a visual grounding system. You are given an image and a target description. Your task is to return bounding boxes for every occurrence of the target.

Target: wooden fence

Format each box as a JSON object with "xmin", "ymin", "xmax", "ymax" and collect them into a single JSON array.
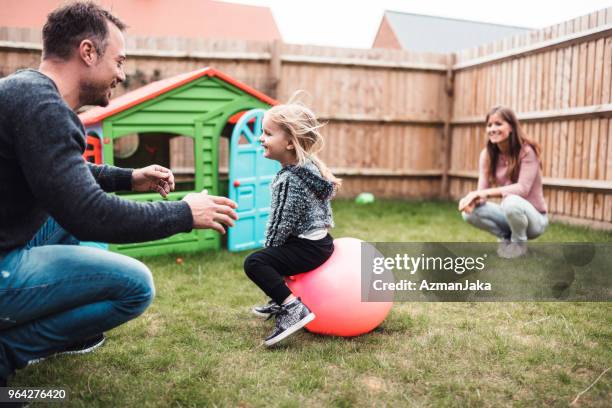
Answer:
[
  {"xmin": 0, "ymin": 27, "xmax": 450, "ymax": 201},
  {"xmin": 0, "ymin": 7, "xmax": 610, "ymax": 228}
]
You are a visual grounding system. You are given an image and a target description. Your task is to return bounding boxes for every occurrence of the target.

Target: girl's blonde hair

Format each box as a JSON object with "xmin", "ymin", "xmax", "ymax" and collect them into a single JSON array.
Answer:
[{"xmin": 265, "ymin": 92, "xmax": 342, "ymax": 188}]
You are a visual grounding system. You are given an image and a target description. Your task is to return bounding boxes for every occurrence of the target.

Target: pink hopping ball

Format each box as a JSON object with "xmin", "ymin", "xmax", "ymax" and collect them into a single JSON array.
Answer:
[{"xmin": 286, "ymin": 237, "xmax": 393, "ymax": 337}]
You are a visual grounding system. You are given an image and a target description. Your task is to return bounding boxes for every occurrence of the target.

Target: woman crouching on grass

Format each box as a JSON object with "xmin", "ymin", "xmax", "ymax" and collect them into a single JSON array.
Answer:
[
  {"xmin": 458, "ymin": 106, "xmax": 548, "ymax": 258},
  {"xmin": 243, "ymin": 98, "xmax": 341, "ymax": 346}
]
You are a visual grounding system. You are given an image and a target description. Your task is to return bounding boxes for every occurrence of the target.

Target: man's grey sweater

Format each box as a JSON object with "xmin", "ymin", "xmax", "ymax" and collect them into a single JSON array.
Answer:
[
  {"xmin": 0, "ymin": 69, "xmax": 193, "ymax": 251},
  {"xmin": 265, "ymin": 160, "xmax": 335, "ymax": 247}
]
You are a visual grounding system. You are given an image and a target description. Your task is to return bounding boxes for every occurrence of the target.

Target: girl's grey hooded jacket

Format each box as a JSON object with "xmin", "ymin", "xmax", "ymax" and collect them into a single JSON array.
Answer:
[{"xmin": 265, "ymin": 160, "xmax": 335, "ymax": 247}]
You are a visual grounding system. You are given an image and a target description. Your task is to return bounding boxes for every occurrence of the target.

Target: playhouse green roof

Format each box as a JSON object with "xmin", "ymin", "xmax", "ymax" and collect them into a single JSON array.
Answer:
[{"xmin": 79, "ymin": 67, "xmax": 277, "ymax": 126}]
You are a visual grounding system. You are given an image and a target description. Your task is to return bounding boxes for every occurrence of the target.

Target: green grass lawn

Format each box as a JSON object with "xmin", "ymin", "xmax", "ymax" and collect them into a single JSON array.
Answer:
[{"xmin": 13, "ymin": 200, "xmax": 611, "ymax": 407}]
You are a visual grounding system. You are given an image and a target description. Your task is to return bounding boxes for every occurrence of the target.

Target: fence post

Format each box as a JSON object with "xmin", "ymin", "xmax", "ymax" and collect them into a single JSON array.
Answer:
[
  {"xmin": 440, "ymin": 53, "xmax": 456, "ymax": 199},
  {"xmin": 269, "ymin": 39, "xmax": 282, "ymax": 99}
]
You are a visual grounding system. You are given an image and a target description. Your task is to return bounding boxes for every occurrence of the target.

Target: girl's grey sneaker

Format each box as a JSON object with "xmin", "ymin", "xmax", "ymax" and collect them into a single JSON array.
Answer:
[
  {"xmin": 264, "ymin": 298, "xmax": 315, "ymax": 347},
  {"xmin": 252, "ymin": 300, "xmax": 281, "ymax": 319},
  {"xmin": 27, "ymin": 333, "xmax": 106, "ymax": 365}
]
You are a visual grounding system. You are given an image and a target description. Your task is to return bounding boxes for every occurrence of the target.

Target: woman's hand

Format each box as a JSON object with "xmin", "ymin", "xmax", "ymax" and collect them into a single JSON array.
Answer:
[{"xmin": 458, "ymin": 191, "xmax": 486, "ymax": 213}]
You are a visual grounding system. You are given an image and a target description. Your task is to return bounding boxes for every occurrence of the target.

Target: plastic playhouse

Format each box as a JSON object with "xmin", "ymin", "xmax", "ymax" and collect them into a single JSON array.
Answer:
[{"xmin": 79, "ymin": 67, "xmax": 280, "ymax": 257}]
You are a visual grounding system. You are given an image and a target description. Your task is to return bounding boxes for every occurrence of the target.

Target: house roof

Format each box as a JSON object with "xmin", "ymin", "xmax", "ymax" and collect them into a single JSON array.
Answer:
[
  {"xmin": 79, "ymin": 67, "xmax": 277, "ymax": 126},
  {"xmin": 376, "ymin": 11, "xmax": 531, "ymax": 53},
  {"xmin": 0, "ymin": 0, "xmax": 281, "ymax": 42}
]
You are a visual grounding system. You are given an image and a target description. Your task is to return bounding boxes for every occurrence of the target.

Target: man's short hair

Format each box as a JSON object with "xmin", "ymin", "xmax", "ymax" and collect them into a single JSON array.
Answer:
[{"xmin": 42, "ymin": 1, "xmax": 126, "ymax": 60}]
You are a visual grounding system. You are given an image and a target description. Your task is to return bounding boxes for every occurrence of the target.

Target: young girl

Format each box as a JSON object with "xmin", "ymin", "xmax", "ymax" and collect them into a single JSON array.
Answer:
[
  {"xmin": 459, "ymin": 105, "xmax": 548, "ymax": 258},
  {"xmin": 244, "ymin": 99, "xmax": 341, "ymax": 346}
]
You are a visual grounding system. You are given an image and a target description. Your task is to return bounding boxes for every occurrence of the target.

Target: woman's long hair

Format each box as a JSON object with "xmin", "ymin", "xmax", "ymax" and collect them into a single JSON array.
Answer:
[
  {"xmin": 485, "ymin": 106, "xmax": 542, "ymax": 185},
  {"xmin": 265, "ymin": 92, "xmax": 342, "ymax": 188}
]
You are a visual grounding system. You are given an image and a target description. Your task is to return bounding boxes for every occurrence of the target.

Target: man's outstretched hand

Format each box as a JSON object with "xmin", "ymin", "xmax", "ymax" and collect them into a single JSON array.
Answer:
[
  {"xmin": 182, "ymin": 190, "xmax": 238, "ymax": 234},
  {"xmin": 132, "ymin": 165, "xmax": 176, "ymax": 198}
]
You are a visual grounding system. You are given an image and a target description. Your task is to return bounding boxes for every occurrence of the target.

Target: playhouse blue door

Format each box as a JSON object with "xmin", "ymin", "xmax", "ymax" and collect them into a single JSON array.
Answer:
[{"xmin": 228, "ymin": 109, "xmax": 280, "ymax": 252}]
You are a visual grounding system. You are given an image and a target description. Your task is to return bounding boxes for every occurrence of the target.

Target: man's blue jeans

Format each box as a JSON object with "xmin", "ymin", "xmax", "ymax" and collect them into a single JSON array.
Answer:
[{"xmin": 0, "ymin": 218, "xmax": 155, "ymax": 379}]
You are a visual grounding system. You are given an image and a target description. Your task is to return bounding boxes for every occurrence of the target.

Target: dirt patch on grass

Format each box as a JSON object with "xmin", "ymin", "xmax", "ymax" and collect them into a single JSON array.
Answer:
[
  {"xmin": 361, "ymin": 376, "xmax": 387, "ymax": 393},
  {"xmin": 512, "ymin": 333, "xmax": 558, "ymax": 348},
  {"xmin": 144, "ymin": 313, "xmax": 164, "ymax": 337}
]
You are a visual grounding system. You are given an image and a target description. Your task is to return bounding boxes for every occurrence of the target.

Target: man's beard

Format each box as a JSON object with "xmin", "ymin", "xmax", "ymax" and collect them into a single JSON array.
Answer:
[{"xmin": 79, "ymin": 79, "xmax": 110, "ymax": 107}]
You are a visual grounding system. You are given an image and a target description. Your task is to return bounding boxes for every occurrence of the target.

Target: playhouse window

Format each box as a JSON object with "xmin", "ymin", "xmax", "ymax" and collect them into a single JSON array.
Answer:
[
  {"xmin": 218, "ymin": 134, "xmax": 230, "ymax": 197},
  {"xmin": 113, "ymin": 134, "xmax": 139, "ymax": 159},
  {"xmin": 114, "ymin": 133, "xmax": 195, "ymax": 193},
  {"xmin": 169, "ymin": 135, "xmax": 195, "ymax": 192}
]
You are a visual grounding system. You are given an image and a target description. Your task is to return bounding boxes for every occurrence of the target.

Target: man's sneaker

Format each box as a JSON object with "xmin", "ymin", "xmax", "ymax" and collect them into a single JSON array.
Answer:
[
  {"xmin": 252, "ymin": 300, "xmax": 281, "ymax": 319},
  {"xmin": 27, "ymin": 333, "xmax": 106, "ymax": 366},
  {"xmin": 264, "ymin": 298, "xmax": 315, "ymax": 347},
  {"xmin": 0, "ymin": 377, "xmax": 30, "ymax": 407},
  {"xmin": 0, "ymin": 399, "xmax": 29, "ymax": 407}
]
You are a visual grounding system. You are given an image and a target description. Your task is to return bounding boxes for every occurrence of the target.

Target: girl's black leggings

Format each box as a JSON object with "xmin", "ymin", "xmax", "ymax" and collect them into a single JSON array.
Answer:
[{"xmin": 244, "ymin": 234, "xmax": 334, "ymax": 305}]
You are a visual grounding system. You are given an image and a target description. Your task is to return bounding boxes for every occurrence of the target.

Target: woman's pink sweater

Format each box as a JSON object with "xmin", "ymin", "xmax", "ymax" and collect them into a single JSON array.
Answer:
[{"xmin": 478, "ymin": 144, "xmax": 547, "ymax": 213}]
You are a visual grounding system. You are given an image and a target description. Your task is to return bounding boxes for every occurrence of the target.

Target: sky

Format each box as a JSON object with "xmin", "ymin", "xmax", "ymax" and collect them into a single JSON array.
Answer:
[{"xmin": 227, "ymin": 0, "xmax": 612, "ymax": 48}]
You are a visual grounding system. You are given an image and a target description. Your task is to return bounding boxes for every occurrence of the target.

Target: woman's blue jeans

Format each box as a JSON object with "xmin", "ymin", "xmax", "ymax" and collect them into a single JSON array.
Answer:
[
  {"xmin": 0, "ymin": 218, "xmax": 155, "ymax": 379},
  {"xmin": 462, "ymin": 194, "xmax": 549, "ymax": 242}
]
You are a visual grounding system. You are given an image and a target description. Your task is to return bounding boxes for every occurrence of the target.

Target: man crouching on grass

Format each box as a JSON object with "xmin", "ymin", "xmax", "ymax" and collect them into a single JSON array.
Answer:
[{"xmin": 0, "ymin": 1, "xmax": 237, "ymax": 390}]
